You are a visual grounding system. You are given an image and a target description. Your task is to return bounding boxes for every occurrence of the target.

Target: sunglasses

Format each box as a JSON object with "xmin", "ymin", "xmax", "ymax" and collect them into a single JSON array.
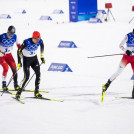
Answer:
[{"xmin": 8, "ymin": 32, "xmax": 14, "ymax": 36}]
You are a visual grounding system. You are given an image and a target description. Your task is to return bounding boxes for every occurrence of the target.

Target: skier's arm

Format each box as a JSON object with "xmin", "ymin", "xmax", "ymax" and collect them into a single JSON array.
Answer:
[
  {"xmin": 0, "ymin": 35, "xmax": 5, "ymax": 56},
  {"xmin": 119, "ymin": 35, "xmax": 128, "ymax": 52},
  {"xmin": 16, "ymin": 35, "xmax": 21, "ymax": 48},
  {"xmin": 120, "ymin": 35, "xmax": 132, "ymax": 56},
  {"xmin": 40, "ymin": 39, "xmax": 45, "ymax": 64},
  {"xmin": 17, "ymin": 41, "xmax": 26, "ymax": 64}
]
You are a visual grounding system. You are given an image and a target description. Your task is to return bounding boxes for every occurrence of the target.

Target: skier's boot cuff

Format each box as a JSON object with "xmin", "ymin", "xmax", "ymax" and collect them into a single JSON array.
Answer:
[
  {"xmin": 34, "ymin": 93, "xmax": 42, "ymax": 98},
  {"xmin": 14, "ymin": 83, "xmax": 21, "ymax": 91},
  {"xmin": 2, "ymin": 81, "xmax": 8, "ymax": 91},
  {"xmin": 103, "ymin": 80, "xmax": 111, "ymax": 92}
]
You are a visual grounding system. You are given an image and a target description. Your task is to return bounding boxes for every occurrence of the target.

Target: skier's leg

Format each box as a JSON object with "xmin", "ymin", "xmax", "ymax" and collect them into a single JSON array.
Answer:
[
  {"xmin": 103, "ymin": 55, "xmax": 129, "ymax": 91},
  {"xmin": 0, "ymin": 60, "xmax": 9, "ymax": 90},
  {"xmin": 5, "ymin": 53, "xmax": 19, "ymax": 89},
  {"xmin": 130, "ymin": 60, "xmax": 134, "ymax": 98},
  {"xmin": 16, "ymin": 59, "xmax": 30, "ymax": 99},
  {"xmin": 31, "ymin": 58, "xmax": 42, "ymax": 97}
]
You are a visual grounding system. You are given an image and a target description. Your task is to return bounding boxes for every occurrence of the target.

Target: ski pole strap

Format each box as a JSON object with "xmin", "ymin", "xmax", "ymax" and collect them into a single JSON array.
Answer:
[{"xmin": 87, "ymin": 53, "xmax": 123, "ymax": 58}]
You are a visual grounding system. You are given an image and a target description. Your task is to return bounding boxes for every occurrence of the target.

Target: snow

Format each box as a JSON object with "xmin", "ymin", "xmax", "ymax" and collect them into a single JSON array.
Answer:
[{"xmin": 0, "ymin": 0, "xmax": 134, "ymax": 134}]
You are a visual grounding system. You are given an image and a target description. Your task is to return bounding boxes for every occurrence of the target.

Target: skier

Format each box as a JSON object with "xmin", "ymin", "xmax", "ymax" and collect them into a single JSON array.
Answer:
[
  {"xmin": 0, "ymin": 25, "xmax": 21, "ymax": 91},
  {"xmin": 103, "ymin": 29, "xmax": 134, "ymax": 98},
  {"xmin": 16, "ymin": 31, "xmax": 45, "ymax": 99}
]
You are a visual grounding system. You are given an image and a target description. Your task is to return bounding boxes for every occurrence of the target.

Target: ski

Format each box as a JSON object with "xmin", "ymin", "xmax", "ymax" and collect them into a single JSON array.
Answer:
[
  {"xmin": 11, "ymin": 96, "xmax": 25, "ymax": 104},
  {"xmin": 0, "ymin": 90, "xmax": 16, "ymax": 95},
  {"xmin": 115, "ymin": 96, "xmax": 134, "ymax": 99},
  {"xmin": 23, "ymin": 89, "xmax": 49, "ymax": 93},
  {"xmin": 25, "ymin": 96, "xmax": 64, "ymax": 102},
  {"xmin": 0, "ymin": 89, "xmax": 49, "ymax": 93}
]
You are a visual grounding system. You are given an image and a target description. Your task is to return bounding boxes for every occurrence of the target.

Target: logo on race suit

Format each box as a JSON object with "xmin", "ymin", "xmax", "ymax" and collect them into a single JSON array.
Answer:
[
  {"xmin": 1, "ymin": 39, "xmax": 16, "ymax": 47},
  {"xmin": 58, "ymin": 41, "xmax": 77, "ymax": 48},
  {"xmin": 129, "ymin": 37, "xmax": 134, "ymax": 43},
  {"xmin": 25, "ymin": 41, "xmax": 40, "ymax": 51},
  {"xmin": 48, "ymin": 63, "xmax": 73, "ymax": 72}
]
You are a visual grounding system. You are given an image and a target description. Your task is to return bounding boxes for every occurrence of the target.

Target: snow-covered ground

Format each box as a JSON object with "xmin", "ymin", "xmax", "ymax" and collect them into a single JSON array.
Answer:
[{"xmin": 0, "ymin": 0, "xmax": 134, "ymax": 134}]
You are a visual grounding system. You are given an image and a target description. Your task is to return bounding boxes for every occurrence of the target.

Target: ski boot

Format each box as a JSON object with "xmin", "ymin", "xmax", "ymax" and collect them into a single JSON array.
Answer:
[
  {"xmin": 14, "ymin": 82, "xmax": 20, "ymax": 91},
  {"xmin": 16, "ymin": 88, "xmax": 22, "ymax": 99},
  {"xmin": 103, "ymin": 79, "xmax": 111, "ymax": 92},
  {"xmin": 34, "ymin": 86, "xmax": 42, "ymax": 98},
  {"xmin": 132, "ymin": 87, "xmax": 134, "ymax": 99},
  {"xmin": 2, "ymin": 81, "xmax": 8, "ymax": 92}
]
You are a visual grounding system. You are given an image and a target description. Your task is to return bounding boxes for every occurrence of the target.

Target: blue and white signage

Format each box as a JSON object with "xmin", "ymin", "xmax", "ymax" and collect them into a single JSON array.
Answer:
[
  {"xmin": 48, "ymin": 63, "xmax": 73, "ymax": 72},
  {"xmin": 69, "ymin": 0, "xmax": 97, "ymax": 22},
  {"xmin": 58, "ymin": 41, "xmax": 77, "ymax": 48},
  {"xmin": 40, "ymin": 16, "xmax": 52, "ymax": 20},
  {"xmin": 53, "ymin": 9, "xmax": 64, "ymax": 14},
  {"xmin": 0, "ymin": 14, "xmax": 11, "ymax": 19},
  {"xmin": 88, "ymin": 18, "xmax": 102, "ymax": 23}
]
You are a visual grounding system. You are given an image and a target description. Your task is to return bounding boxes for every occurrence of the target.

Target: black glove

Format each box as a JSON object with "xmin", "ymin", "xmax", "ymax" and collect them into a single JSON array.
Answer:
[
  {"xmin": 41, "ymin": 58, "xmax": 45, "ymax": 64},
  {"xmin": 126, "ymin": 50, "xmax": 132, "ymax": 56}
]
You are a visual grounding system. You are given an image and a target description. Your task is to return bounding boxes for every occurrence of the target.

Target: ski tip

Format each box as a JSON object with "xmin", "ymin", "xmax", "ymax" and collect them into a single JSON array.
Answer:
[{"xmin": 12, "ymin": 96, "xmax": 25, "ymax": 104}]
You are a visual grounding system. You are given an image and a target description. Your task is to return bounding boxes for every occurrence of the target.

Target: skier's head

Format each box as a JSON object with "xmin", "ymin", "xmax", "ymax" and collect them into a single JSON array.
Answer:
[
  {"xmin": 7, "ymin": 25, "xmax": 16, "ymax": 38},
  {"xmin": 32, "ymin": 31, "xmax": 41, "ymax": 39},
  {"xmin": 32, "ymin": 31, "xmax": 41, "ymax": 43}
]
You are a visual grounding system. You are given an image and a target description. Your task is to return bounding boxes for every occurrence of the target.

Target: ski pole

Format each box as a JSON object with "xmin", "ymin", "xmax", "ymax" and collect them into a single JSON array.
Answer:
[
  {"xmin": 87, "ymin": 53, "xmax": 123, "ymax": 58},
  {"xmin": 7, "ymin": 68, "xmax": 20, "ymax": 87},
  {"xmin": 23, "ymin": 63, "xmax": 43, "ymax": 89},
  {"xmin": 1, "ymin": 68, "xmax": 20, "ymax": 96}
]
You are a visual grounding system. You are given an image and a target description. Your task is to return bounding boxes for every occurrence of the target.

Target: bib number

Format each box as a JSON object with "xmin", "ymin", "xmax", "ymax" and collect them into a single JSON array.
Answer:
[
  {"xmin": 30, "ymin": 51, "xmax": 35, "ymax": 55},
  {"xmin": 5, "ymin": 48, "xmax": 10, "ymax": 53}
]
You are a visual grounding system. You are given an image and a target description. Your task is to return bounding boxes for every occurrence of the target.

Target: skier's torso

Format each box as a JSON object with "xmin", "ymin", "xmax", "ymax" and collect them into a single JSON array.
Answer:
[
  {"xmin": 22, "ymin": 38, "xmax": 42, "ymax": 57},
  {"xmin": 126, "ymin": 32, "xmax": 134, "ymax": 55},
  {"xmin": 0, "ymin": 33, "xmax": 17, "ymax": 54}
]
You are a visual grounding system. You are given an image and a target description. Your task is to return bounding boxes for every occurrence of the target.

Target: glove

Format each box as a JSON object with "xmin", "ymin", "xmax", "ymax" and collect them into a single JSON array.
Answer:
[
  {"xmin": 126, "ymin": 50, "xmax": 132, "ymax": 56},
  {"xmin": 41, "ymin": 58, "xmax": 45, "ymax": 64},
  {"xmin": 17, "ymin": 62, "xmax": 22, "ymax": 69}
]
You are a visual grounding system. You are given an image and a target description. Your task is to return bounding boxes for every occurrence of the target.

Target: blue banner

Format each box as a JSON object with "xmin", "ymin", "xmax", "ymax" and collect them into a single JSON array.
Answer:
[
  {"xmin": 48, "ymin": 63, "xmax": 73, "ymax": 72},
  {"xmin": 69, "ymin": 0, "xmax": 78, "ymax": 22},
  {"xmin": 40, "ymin": 16, "xmax": 52, "ymax": 20},
  {"xmin": 69, "ymin": 0, "xmax": 97, "ymax": 22},
  {"xmin": 88, "ymin": 18, "xmax": 102, "ymax": 23},
  {"xmin": 0, "ymin": 14, "xmax": 11, "ymax": 19},
  {"xmin": 58, "ymin": 41, "xmax": 77, "ymax": 48}
]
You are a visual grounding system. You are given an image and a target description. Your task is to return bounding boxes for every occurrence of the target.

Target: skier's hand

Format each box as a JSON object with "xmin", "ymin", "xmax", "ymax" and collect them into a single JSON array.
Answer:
[
  {"xmin": 41, "ymin": 58, "xmax": 45, "ymax": 64},
  {"xmin": 17, "ymin": 62, "xmax": 22, "ymax": 69},
  {"xmin": 126, "ymin": 50, "xmax": 132, "ymax": 56}
]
